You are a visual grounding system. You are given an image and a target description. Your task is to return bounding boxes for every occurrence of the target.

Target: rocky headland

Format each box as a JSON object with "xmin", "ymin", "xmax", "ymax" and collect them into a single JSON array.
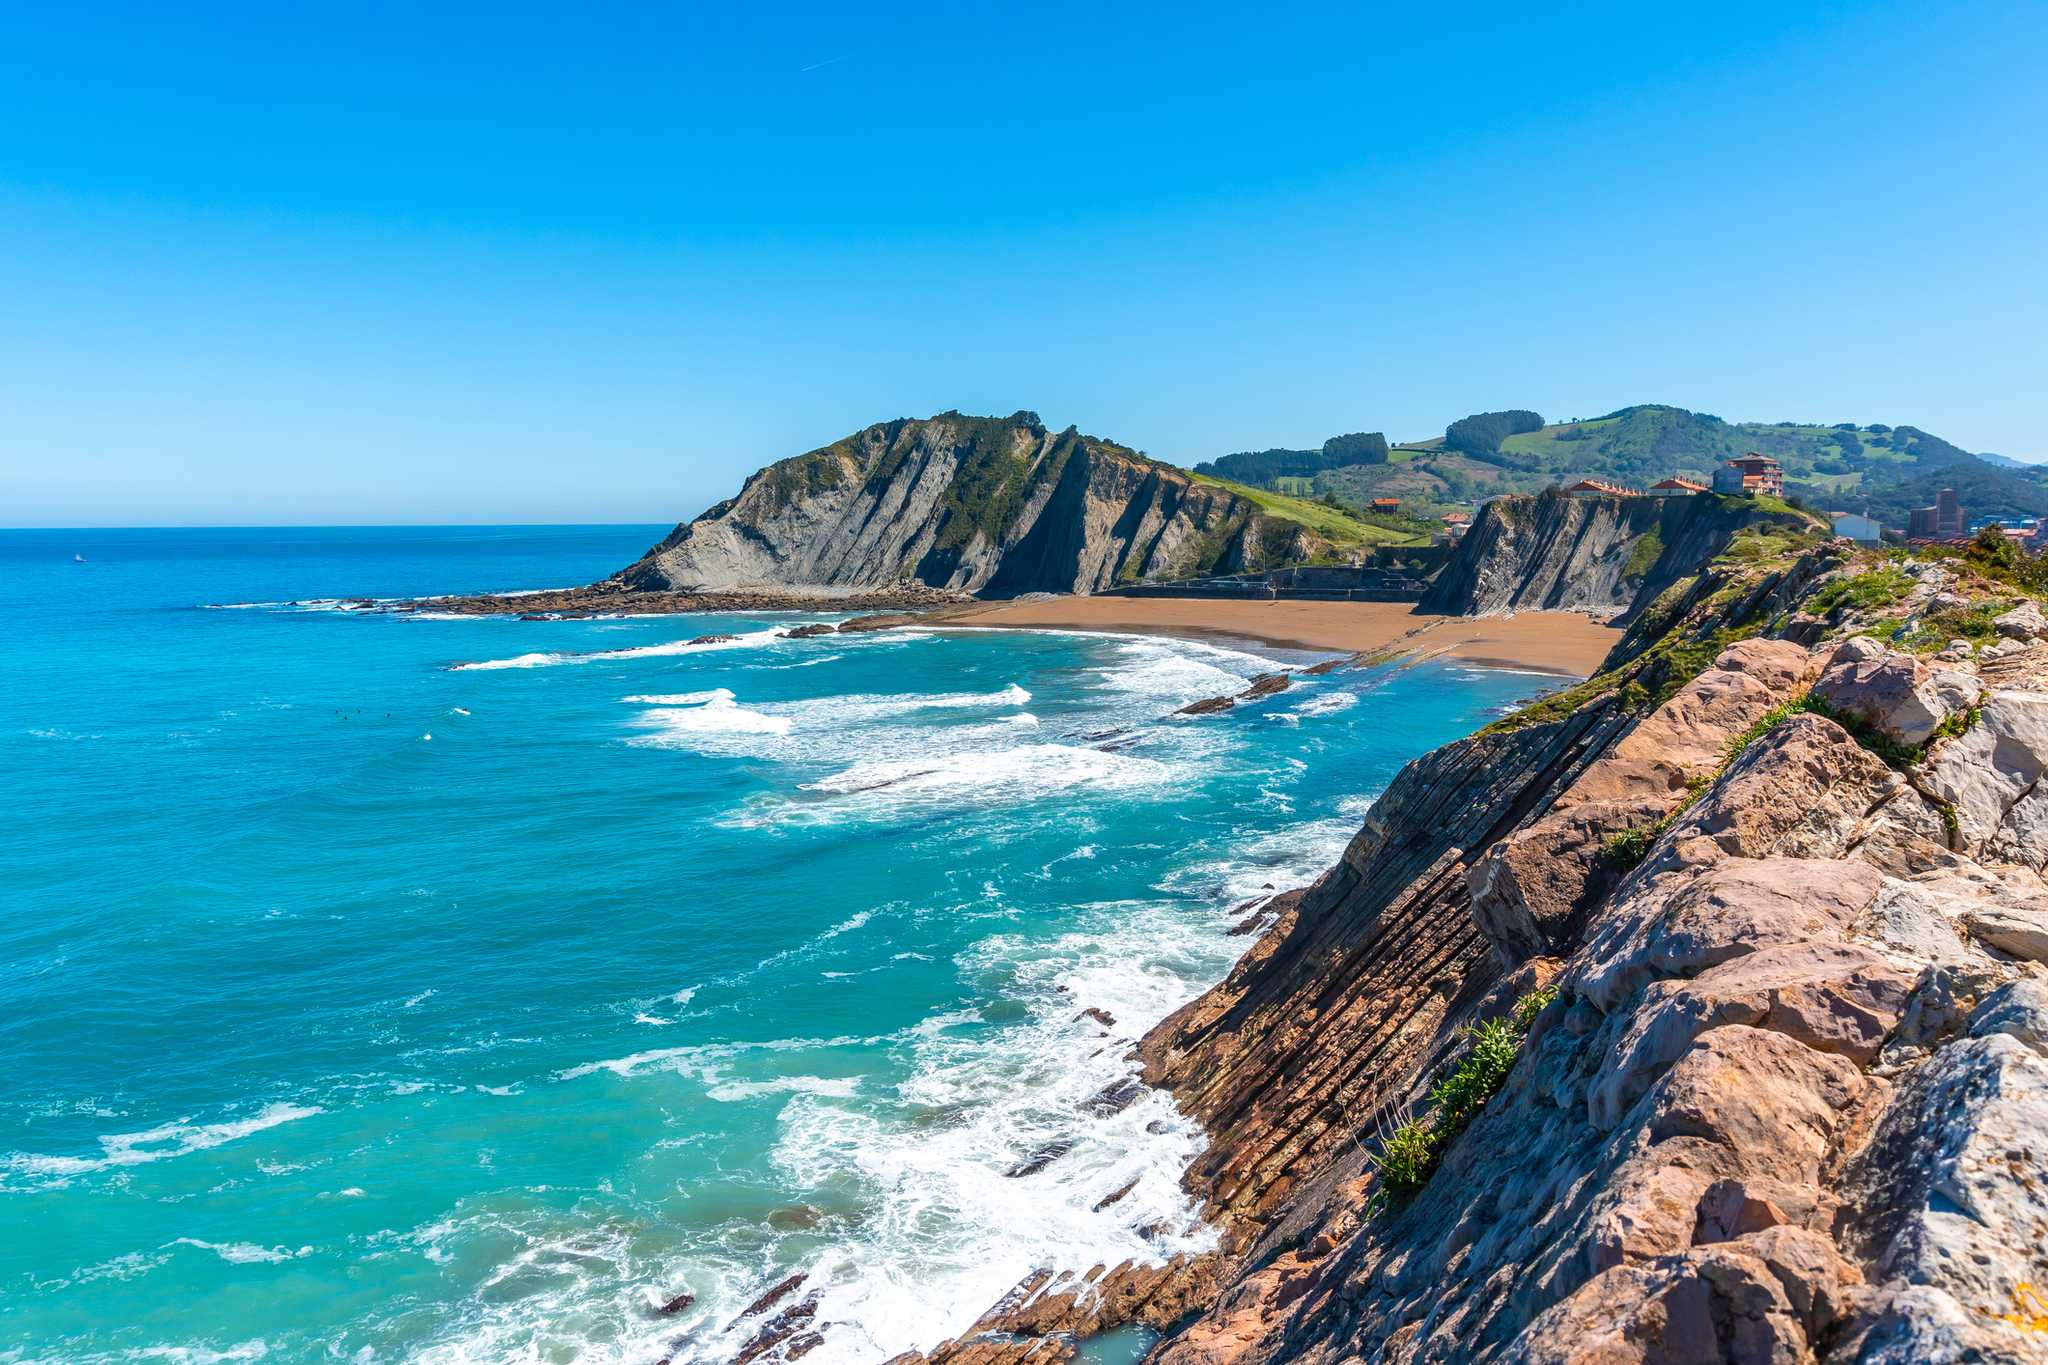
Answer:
[
  {"xmin": 872, "ymin": 531, "xmax": 2048, "ymax": 1363},
  {"xmin": 620, "ymin": 410, "xmax": 1325, "ymax": 598},
  {"xmin": 1419, "ymin": 487, "xmax": 1818, "ymax": 619},
  {"xmin": 380, "ymin": 411, "xmax": 1356, "ymax": 618}
]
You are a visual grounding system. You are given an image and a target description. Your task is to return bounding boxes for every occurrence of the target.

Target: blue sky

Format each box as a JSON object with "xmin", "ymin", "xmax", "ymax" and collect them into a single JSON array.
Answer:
[{"xmin": 3, "ymin": 1, "xmax": 2044, "ymax": 526}]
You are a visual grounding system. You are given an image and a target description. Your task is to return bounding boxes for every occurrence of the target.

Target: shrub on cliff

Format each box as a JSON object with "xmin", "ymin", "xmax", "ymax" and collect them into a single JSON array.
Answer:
[{"xmin": 1372, "ymin": 986, "xmax": 1557, "ymax": 1196}]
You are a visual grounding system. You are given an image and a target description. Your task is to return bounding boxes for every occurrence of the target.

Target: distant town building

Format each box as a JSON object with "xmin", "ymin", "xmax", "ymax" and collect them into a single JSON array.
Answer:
[
  {"xmin": 1712, "ymin": 454, "xmax": 1785, "ymax": 497},
  {"xmin": 1906, "ymin": 488, "xmax": 1965, "ymax": 540},
  {"xmin": 1564, "ymin": 478, "xmax": 1643, "ymax": 498},
  {"xmin": 1439, "ymin": 511, "xmax": 1470, "ymax": 540},
  {"xmin": 1828, "ymin": 511, "xmax": 1883, "ymax": 545},
  {"xmin": 1649, "ymin": 476, "xmax": 1710, "ymax": 497},
  {"xmin": 1370, "ymin": 497, "xmax": 1401, "ymax": 513}
]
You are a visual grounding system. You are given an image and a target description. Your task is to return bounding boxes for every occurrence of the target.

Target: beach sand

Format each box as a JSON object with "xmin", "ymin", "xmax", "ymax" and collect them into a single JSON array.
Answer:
[{"xmin": 939, "ymin": 596, "xmax": 1623, "ymax": 676}]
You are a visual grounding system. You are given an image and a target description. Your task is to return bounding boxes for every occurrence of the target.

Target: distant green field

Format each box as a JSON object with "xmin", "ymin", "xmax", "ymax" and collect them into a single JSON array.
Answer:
[
  {"xmin": 1191, "ymin": 474, "xmax": 1429, "ymax": 548},
  {"xmin": 1188, "ymin": 403, "xmax": 2048, "ymax": 531}
]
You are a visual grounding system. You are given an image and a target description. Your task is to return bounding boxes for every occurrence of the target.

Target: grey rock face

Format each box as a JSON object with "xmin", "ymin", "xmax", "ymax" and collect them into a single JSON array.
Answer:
[
  {"xmin": 1833, "ymin": 1283, "xmax": 2048, "ymax": 1365},
  {"xmin": 1420, "ymin": 491, "xmax": 1809, "ymax": 618},
  {"xmin": 1921, "ymin": 690, "xmax": 2048, "ymax": 867},
  {"xmin": 1963, "ymin": 905, "xmax": 2048, "ymax": 963},
  {"xmin": 1995, "ymin": 600, "xmax": 2048, "ymax": 640},
  {"xmin": 1838, "ymin": 1030, "xmax": 2048, "ymax": 1318},
  {"xmin": 615, "ymin": 412, "xmax": 1312, "ymax": 598},
  {"xmin": 1813, "ymin": 648, "xmax": 1951, "ymax": 746}
]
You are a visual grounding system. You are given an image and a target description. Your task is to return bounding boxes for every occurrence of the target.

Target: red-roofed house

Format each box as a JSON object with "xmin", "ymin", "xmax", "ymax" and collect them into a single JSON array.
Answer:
[
  {"xmin": 1712, "ymin": 454, "xmax": 1784, "ymax": 497},
  {"xmin": 1564, "ymin": 478, "xmax": 1642, "ymax": 498}
]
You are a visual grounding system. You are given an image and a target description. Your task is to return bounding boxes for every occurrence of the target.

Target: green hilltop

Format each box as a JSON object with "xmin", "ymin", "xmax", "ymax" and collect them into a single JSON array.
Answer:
[{"xmin": 1198, "ymin": 404, "xmax": 2047, "ymax": 528}]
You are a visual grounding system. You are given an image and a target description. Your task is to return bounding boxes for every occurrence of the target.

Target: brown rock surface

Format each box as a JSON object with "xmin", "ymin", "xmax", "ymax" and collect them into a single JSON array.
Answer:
[
  {"xmin": 876, "ymin": 551, "xmax": 2048, "ymax": 1365},
  {"xmin": 1471, "ymin": 641, "xmax": 1825, "ymax": 967}
]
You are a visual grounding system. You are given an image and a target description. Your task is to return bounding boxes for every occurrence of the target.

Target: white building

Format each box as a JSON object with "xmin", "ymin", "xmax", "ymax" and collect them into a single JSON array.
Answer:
[{"xmin": 1829, "ymin": 511, "xmax": 1882, "ymax": 545}]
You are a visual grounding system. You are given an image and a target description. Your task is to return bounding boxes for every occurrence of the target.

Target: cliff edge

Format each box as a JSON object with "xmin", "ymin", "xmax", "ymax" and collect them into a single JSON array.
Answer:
[
  {"xmin": 618, "ymin": 411, "xmax": 1324, "ymax": 598},
  {"xmin": 1421, "ymin": 490, "xmax": 1823, "ymax": 619},
  {"xmin": 890, "ymin": 531, "xmax": 2048, "ymax": 1364}
]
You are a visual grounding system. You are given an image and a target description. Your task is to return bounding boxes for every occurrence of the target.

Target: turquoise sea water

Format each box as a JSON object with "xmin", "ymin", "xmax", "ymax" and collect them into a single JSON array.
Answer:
[{"xmin": 0, "ymin": 527, "xmax": 1545, "ymax": 1363}]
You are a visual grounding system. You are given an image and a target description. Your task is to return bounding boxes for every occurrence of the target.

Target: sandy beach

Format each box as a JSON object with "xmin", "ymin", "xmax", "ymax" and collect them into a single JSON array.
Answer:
[{"xmin": 940, "ymin": 596, "xmax": 1623, "ymax": 676}]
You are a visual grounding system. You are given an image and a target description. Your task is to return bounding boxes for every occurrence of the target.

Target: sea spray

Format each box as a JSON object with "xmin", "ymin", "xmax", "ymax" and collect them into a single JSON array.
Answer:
[{"xmin": 0, "ymin": 527, "xmax": 1547, "ymax": 1362}]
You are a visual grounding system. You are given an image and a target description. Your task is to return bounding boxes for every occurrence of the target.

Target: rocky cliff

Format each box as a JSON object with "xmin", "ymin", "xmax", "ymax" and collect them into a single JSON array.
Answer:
[
  {"xmin": 889, "ymin": 533, "xmax": 2048, "ymax": 1364},
  {"xmin": 1420, "ymin": 491, "xmax": 1820, "ymax": 619},
  {"xmin": 617, "ymin": 412, "xmax": 1323, "ymax": 598}
]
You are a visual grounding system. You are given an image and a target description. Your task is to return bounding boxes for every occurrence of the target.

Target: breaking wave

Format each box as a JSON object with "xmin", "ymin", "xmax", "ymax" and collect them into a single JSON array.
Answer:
[
  {"xmin": 452, "ymin": 628, "xmax": 785, "ymax": 671},
  {"xmin": 1, "ymin": 1103, "xmax": 323, "ymax": 1188}
]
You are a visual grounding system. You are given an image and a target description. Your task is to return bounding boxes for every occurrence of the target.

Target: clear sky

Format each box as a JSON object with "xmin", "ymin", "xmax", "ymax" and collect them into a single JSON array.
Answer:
[{"xmin": 3, "ymin": 1, "xmax": 2044, "ymax": 527}]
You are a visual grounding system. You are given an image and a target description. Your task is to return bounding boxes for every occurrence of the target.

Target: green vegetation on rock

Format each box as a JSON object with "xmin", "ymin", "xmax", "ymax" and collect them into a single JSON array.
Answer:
[
  {"xmin": 1374, "ymin": 987, "xmax": 1557, "ymax": 1196},
  {"xmin": 1622, "ymin": 526, "xmax": 1665, "ymax": 580},
  {"xmin": 1189, "ymin": 474, "xmax": 1429, "ymax": 549},
  {"xmin": 1809, "ymin": 564, "xmax": 1914, "ymax": 615}
]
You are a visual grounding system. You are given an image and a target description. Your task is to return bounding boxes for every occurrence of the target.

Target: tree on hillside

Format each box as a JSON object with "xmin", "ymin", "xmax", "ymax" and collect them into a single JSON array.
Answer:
[
  {"xmin": 1445, "ymin": 410, "xmax": 1544, "ymax": 458},
  {"xmin": 1322, "ymin": 431, "xmax": 1389, "ymax": 465}
]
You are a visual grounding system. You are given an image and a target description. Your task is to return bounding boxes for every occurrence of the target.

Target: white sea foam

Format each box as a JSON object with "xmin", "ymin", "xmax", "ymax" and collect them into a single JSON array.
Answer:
[
  {"xmin": 452, "ymin": 651, "xmax": 559, "ymax": 671},
  {"xmin": 818, "ymin": 682, "xmax": 1030, "ymax": 720},
  {"xmin": 821, "ymin": 909, "xmax": 872, "ymax": 939},
  {"xmin": 705, "ymin": 1075, "xmax": 862, "ymax": 1103},
  {"xmin": 635, "ymin": 693, "xmax": 792, "ymax": 738},
  {"xmin": 555, "ymin": 1034, "xmax": 867, "ymax": 1084},
  {"xmin": 1157, "ymin": 794, "xmax": 1374, "ymax": 910},
  {"xmin": 730, "ymin": 891, "xmax": 1247, "ymax": 1362},
  {"xmin": 1291, "ymin": 690, "xmax": 1358, "ymax": 718},
  {"xmin": 453, "ymin": 627, "xmax": 783, "ymax": 671},
  {"xmin": 362, "ymin": 630, "xmax": 1385, "ymax": 1363},
  {"xmin": 126, "ymin": 1339, "xmax": 275, "ymax": 1362},
  {"xmin": 627, "ymin": 683, "xmax": 1036, "ymax": 766},
  {"xmin": 497, "ymin": 785, "xmax": 1362, "ymax": 1362},
  {"xmin": 620, "ymin": 689, "xmax": 734, "ymax": 706},
  {"xmin": 800, "ymin": 744, "xmax": 1172, "ymax": 811},
  {"xmin": 171, "ymin": 1238, "xmax": 312, "ymax": 1265},
  {"xmin": 0, "ymin": 1103, "xmax": 322, "ymax": 1185}
]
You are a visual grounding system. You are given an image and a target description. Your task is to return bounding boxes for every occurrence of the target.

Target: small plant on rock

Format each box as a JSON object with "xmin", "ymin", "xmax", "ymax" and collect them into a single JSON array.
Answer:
[{"xmin": 1368, "ymin": 986, "xmax": 1557, "ymax": 1198}]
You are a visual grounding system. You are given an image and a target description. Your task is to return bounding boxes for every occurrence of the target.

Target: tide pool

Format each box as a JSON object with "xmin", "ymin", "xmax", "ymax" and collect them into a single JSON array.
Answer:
[{"xmin": 0, "ymin": 527, "xmax": 1545, "ymax": 1362}]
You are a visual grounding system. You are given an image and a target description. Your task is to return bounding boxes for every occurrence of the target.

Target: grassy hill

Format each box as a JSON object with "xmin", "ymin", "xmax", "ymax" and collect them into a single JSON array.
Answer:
[
  {"xmin": 1188, "ymin": 474, "xmax": 1432, "ymax": 550},
  {"xmin": 1199, "ymin": 405, "xmax": 2047, "ymax": 528}
]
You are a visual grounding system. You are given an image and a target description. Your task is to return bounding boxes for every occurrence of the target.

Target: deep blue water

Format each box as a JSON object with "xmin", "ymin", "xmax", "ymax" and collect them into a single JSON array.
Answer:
[{"xmin": 0, "ymin": 526, "xmax": 1544, "ymax": 1363}]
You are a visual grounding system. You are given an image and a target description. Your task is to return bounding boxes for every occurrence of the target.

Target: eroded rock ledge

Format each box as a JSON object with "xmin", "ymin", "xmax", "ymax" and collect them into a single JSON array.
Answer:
[{"xmin": 879, "ymin": 542, "xmax": 2048, "ymax": 1365}]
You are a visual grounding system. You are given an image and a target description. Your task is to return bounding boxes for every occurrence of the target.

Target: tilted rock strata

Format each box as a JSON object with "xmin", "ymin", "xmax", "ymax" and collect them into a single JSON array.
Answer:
[
  {"xmin": 619, "ymin": 412, "xmax": 1321, "ymax": 598},
  {"xmin": 1120, "ymin": 626, "xmax": 2048, "ymax": 1365},
  {"xmin": 760, "ymin": 545, "xmax": 2047, "ymax": 1365},
  {"xmin": 1420, "ymin": 491, "xmax": 1818, "ymax": 619}
]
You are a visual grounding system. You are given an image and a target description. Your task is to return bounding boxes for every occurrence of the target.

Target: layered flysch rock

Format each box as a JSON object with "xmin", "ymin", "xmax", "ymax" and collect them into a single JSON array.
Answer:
[
  {"xmin": 880, "ymin": 539, "xmax": 2048, "ymax": 1365},
  {"xmin": 616, "ymin": 411, "xmax": 1320, "ymax": 598},
  {"xmin": 1420, "ymin": 489, "xmax": 1819, "ymax": 618}
]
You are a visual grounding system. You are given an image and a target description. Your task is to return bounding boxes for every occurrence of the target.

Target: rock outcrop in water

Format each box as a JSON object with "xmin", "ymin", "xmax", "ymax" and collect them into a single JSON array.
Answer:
[
  {"xmin": 885, "ymin": 533, "xmax": 2048, "ymax": 1364},
  {"xmin": 616, "ymin": 411, "xmax": 1324, "ymax": 598},
  {"xmin": 1421, "ymin": 490, "xmax": 1819, "ymax": 619}
]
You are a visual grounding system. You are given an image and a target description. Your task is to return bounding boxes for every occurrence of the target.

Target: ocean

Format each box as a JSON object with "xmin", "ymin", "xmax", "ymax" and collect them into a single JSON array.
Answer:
[{"xmin": 0, "ymin": 526, "xmax": 1544, "ymax": 1363}]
